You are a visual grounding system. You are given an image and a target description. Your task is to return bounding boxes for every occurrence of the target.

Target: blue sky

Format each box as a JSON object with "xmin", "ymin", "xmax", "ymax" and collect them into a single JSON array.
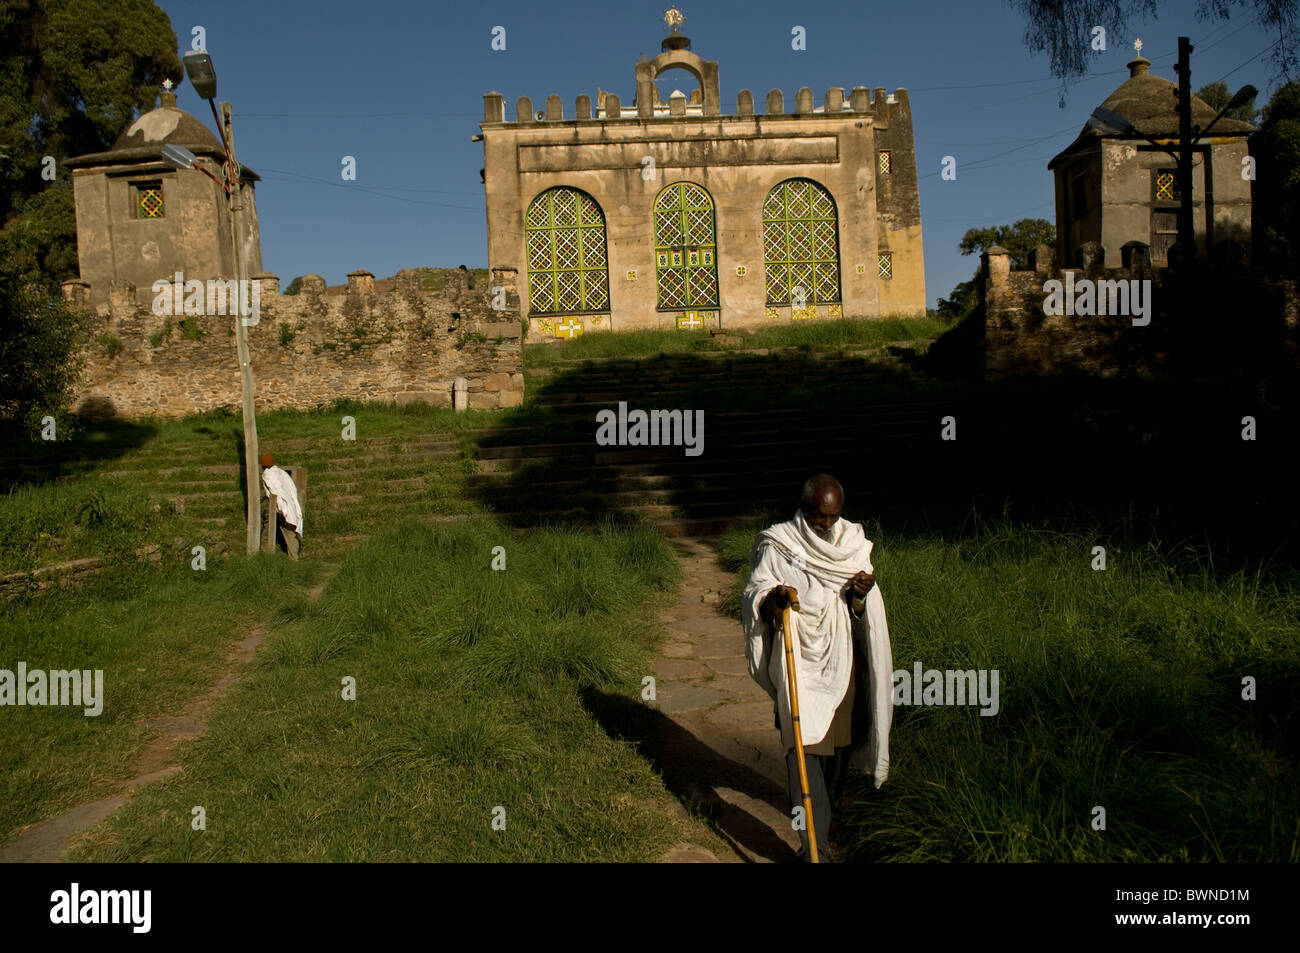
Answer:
[{"xmin": 155, "ymin": 0, "xmax": 1283, "ymax": 308}]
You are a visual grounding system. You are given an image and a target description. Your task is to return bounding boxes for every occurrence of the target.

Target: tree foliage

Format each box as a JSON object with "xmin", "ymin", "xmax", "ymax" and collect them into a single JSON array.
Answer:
[
  {"xmin": 1007, "ymin": 1, "xmax": 1298, "ymax": 98},
  {"xmin": 1252, "ymin": 81, "xmax": 1300, "ymax": 273},
  {"xmin": 0, "ymin": 273, "xmax": 85, "ymax": 429},
  {"xmin": 958, "ymin": 218, "xmax": 1057, "ymax": 269},
  {"xmin": 0, "ymin": 0, "xmax": 181, "ymax": 287},
  {"xmin": 1196, "ymin": 80, "xmax": 1261, "ymax": 125},
  {"xmin": 937, "ymin": 219, "xmax": 1058, "ymax": 323}
]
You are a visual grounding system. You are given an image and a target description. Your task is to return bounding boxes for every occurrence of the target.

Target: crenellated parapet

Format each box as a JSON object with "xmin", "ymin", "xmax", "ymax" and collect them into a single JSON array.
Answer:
[{"xmin": 482, "ymin": 82, "xmax": 911, "ymax": 123}]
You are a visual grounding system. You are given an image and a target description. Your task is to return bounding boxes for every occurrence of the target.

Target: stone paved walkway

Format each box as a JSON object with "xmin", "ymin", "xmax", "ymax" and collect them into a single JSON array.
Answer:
[{"xmin": 652, "ymin": 537, "xmax": 802, "ymax": 863}]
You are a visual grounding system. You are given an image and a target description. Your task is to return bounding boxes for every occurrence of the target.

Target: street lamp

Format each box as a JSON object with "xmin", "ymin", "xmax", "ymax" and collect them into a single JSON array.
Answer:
[
  {"xmin": 180, "ymin": 51, "xmax": 262, "ymax": 557},
  {"xmin": 1200, "ymin": 84, "xmax": 1258, "ymax": 139},
  {"xmin": 160, "ymin": 143, "xmax": 226, "ymax": 192}
]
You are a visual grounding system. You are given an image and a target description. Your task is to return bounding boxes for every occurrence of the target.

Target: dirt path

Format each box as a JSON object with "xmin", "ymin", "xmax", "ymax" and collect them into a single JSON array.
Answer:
[
  {"xmin": 654, "ymin": 537, "xmax": 801, "ymax": 863},
  {"xmin": 0, "ymin": 572, "xmax": 336, "ymax": 863}
]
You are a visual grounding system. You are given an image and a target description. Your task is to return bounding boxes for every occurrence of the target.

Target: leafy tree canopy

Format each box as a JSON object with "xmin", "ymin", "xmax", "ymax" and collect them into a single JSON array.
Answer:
[
  {"xmin": 1007, "ymin": 1, "xmax": 1298, "ymax": 98},
  {"xmin": 0, "ymin": 0, "xmax": 181, "ymax": 286},
  {"xmin": 1196, "ymin": 80, "xmax": 1261, "ymax": 124},
  {"xmin": 1252, "ymin": 80, "xmax": 1300, "ymax": 271},
  {"xmin": 958, "ymin": 218, "xmax": 1057, "ymax": 269}
]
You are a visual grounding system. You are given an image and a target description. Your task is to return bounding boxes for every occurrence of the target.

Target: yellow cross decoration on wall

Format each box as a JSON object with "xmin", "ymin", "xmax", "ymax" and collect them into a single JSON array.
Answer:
[{"xmin": 556, "ymin": 318, "xmax": 584, "ymax": 339}]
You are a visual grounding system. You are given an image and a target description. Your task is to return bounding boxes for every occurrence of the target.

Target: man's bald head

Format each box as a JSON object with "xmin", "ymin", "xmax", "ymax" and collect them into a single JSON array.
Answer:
[{"xmin": 800, "ymin": 474, "xmax": 844, "ymax": 539}]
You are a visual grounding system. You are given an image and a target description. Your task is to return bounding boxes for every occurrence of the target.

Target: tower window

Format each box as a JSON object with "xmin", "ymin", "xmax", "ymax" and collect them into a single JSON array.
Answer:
[
  {"xmin": 132, "ymin": 180, "xmax": 164, "ymax": 219},
  {"xmin": 877, "ymin": 253, "xmax": 893, "ymax": 279},
  {"xmin": 1153, "ymin": 170, "xmax": 1180, "ymax": 202},
  {"xmin": 878, "ymin": 151, "xmax": 891, "ymax": 175}
]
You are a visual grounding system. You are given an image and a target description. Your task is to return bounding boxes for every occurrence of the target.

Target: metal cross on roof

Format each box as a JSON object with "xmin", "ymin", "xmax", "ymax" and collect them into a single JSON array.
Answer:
[
  {"xmin": 1134, "ymin": 38, "xmax": 1143, "ymax": 54},
  {"xmin": 664, "ymin": 7, "xmax": 684, "ymax": 31},
  {"xmin": 162, "ymin": 77, "xmax": 174, "ymax": 91}
]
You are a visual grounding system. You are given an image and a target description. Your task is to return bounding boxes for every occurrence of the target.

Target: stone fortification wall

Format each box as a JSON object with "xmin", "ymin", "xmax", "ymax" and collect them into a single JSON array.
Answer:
[{"xmin": 65, "ymin": 267, "xmax": 523, "ymax": 418}]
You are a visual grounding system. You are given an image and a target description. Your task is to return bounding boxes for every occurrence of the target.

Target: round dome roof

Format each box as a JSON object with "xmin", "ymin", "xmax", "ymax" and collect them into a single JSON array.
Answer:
[
  {"xmin": 66, "ymin": 96, "xmax": 258, "ymax": 180},
  {"xmin": 1097, "ymin": 58, "xmax": 1254, "ymax": 137},
  {"xmin": 109, "ymin": 104, "xmax": 225, "ymax": 157},
  {"xmin": 1049, "ymin": 57, "xmax": 1254, "ymax": 170}
]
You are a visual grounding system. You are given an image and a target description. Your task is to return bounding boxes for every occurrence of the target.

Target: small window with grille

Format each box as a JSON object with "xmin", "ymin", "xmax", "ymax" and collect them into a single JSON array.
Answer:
[
  {"xmin": 1153, "ymin": 169, "xmax": 1180, "ymax": 202},
  {"xmin": 877, "ymin": 253, "xmax": 893, "ymax": 279},
  {"xmin": 132, "ymin": 181, "xmax": 164, "ymax": 219},
  {"xmin": 878, "ymin": 151, "xmax": 891, "ymax": 175}
]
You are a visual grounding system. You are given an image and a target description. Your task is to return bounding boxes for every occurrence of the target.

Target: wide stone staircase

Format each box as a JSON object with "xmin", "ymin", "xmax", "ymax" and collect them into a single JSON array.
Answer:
[
  {"xmin": 466, "ymin": 347, "xmax": 1076, "ymax": 536},
  {"xmin": 4, "ymin": 341, "xmax": 1170, "ymax": 579}
]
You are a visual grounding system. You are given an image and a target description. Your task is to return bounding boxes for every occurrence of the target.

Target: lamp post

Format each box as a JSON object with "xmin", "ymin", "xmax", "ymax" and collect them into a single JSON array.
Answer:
[{"xmin": 175, "ymin": 50, "xmax": 262, "ymax": 556}]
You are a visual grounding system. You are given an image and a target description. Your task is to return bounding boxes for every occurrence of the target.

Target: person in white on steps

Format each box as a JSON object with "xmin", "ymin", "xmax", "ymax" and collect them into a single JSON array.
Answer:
[
  {"xmin": 741, "ymin": 474, "xmax": 893, "ymax": 862},
  {"xmin": 259, "ymin": 453, "xmax": 302, "ymax": 560}
]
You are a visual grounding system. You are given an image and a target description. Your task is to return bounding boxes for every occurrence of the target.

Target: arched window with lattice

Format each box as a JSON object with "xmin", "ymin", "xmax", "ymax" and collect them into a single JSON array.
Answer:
[
  {"xmin": 524, "ymin": 187, "xmax": 610, "ymax": 316},
  {"xmin": 762, "ymin": 179, "xmax": 841, "ymax": 307},
  {"xmin": 654, "ymin": 182, "xmax": 719, "ymax": 311}
]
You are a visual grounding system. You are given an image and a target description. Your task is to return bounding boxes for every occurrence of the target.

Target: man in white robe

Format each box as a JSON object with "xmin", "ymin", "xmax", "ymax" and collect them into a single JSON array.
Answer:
[
  {"xmin": 260, "ymin": 453, "xmax": 302, "ymax": 560},
  {"xmin": 742, "ymin": 474, "xmax": 893, "ymax": 861}
]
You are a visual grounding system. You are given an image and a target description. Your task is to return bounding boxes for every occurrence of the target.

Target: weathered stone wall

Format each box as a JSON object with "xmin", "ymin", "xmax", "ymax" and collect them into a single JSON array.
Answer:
[
  {"xmin": 68, "ymin": 267, "xmax": 523, "ymax": 419},
  {"xmin": 982, "ymin": 240, "xmax": 1298, "ymax": 379}
]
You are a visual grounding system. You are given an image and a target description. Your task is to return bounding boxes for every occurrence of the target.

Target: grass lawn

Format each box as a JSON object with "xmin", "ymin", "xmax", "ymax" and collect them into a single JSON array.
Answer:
[
  {"xmin": 0, "ymin": 400, "xmax": 493, "ymax": 572},
  {"xmin": 715, "ymin": 516, "xmax": 1300, "ymax": 862},
  {"xmin": 64, "ymin": 519, "xmax": 697, "ymax": 862},
  {"xmin": 0, "ymin": 554, "xmax": 323, "ymax": 844},
  {"xmin": 523, "ymin": 315, "xmax": 947, "ymax": 366}
]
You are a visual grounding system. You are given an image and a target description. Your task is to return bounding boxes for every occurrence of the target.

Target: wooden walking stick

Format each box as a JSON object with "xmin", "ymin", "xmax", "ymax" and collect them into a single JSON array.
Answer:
[{"xmin": 780, "ymin": 591, "xmax": 820, "ymax": 863}]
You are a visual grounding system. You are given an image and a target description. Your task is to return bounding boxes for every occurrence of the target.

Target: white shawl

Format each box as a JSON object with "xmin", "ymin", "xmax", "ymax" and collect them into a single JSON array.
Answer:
[
  {"xmin": 261, "ymin": 465, "xmax": 303, "ymax": 536},
  {"xmin": 741, "ymin": 510, "xmax": 893, "ymax": 788}
]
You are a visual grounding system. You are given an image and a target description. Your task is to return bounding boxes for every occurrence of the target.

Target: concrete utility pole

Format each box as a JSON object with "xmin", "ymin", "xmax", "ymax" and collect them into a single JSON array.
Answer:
[
  {"xmin": 180, "ymin": 51, "xmax": 262, "ymax": 555},
  {"xmin": 220, "ymin": 101, "xmax": 262, "ymax": 556},
  {"xmin": 1174, "ymin": 36, "xmax": 1196, "ymax": 260}
]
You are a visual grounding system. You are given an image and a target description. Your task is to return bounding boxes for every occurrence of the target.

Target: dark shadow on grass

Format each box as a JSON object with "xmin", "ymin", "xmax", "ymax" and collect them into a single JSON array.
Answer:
[
  {"xmin": 0, "ymin": 418, "xmax": 158, "ymax": 489},
  {"xmin": 465, "ymin": 349, "xmax": 1300, "ymax": 569},
  {"xmin": 579, "ymin": 686, "xmax": 799, "ymax": 863}
]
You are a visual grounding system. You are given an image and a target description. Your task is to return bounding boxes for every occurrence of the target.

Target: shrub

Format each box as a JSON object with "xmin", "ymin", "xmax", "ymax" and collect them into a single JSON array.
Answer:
[{"xmin": 95, "ymin": 333, "xmax": 124, "ymax": 359}]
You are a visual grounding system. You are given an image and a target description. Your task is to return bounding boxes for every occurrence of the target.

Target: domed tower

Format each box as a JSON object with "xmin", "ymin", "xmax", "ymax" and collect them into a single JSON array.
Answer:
[
  {"xmin": 65, "ymin": 81, "xmax": 263, "ymax": 308},
  {"xmin": 1048, "ymin": 47, "xmax": 1254, "ymax": 268}
]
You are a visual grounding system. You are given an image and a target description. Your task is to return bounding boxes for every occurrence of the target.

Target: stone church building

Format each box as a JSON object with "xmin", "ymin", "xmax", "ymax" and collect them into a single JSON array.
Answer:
[
  {"xmin": 479, "ymin": 18, "xmax": 925, "ymax": 337},
  {"xmin": 1049, "ymin": 52, "xmax": 1254, "ymax": 268},
  {"xmin": 65, "ymin": 85, "xmax": 263, "ymax": 308}
]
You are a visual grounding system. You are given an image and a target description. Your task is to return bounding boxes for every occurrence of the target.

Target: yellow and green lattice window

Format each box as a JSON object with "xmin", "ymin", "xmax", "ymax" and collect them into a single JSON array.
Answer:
[
  {"xmin": 1154, "ymin": 170, "xmax": 1180, "ymax": 202},
  {"xmin": 654, "ymin": 182, "xmax": 719, "ymax": 310},
  {"xmin": 133, "ymin": 181, "xmax": 164, "ymax": 219},
  {"xmin": 762, "ymin": 178, "xmax": 841, "ymax": 306},
  {"xmin": 525, "ymin": 187, "xmax": 610, "ymax": 315}
]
